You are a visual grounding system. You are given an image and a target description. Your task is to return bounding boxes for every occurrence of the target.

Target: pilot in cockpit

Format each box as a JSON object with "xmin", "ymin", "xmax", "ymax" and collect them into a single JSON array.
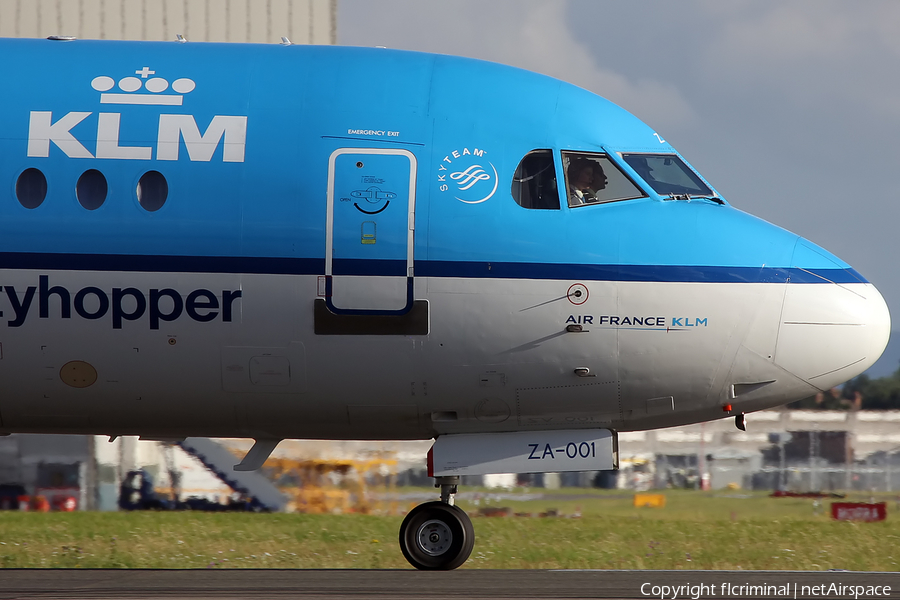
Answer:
[
  {"xmin": 566, "ymin": 158, "xmax": 607, "ymax": 206},
  {"xmin": 627, "ymin": 156, "xmax": 657, "ymax": 186}
]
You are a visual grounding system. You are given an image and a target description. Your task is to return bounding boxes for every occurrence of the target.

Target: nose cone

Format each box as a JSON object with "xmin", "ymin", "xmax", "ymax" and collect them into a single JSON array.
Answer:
[{"xmin": 774, "ymin": 239, "xmax": 891, "ymax": 390}]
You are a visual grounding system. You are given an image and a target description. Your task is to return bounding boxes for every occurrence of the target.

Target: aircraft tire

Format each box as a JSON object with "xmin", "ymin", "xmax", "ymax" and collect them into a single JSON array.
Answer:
[{"xmin": 398, "ymin": 500, "xmax": 475, "ymax": 570}]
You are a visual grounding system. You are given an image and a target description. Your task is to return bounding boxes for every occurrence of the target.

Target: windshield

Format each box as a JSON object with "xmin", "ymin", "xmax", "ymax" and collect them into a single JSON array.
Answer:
[
  {"xmin": 621, "ymin": 154, "xmax": 714, "ymax": 197},
  {"xmin": 561, "ymin": 151, "xmax": 646, "ymax": 207}
]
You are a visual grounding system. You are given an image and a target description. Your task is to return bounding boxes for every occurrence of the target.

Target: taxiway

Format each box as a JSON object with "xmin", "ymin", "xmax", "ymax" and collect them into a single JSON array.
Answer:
[{"xmin": 1, "ymin": 569, "xmax": 898, "ymax": 599}]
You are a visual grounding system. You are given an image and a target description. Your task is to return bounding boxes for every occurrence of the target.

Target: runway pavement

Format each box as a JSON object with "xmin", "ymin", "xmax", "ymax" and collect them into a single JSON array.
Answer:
[{"xmin": 0, "ymin": 569, "xmax": 898, "ymax": 600}]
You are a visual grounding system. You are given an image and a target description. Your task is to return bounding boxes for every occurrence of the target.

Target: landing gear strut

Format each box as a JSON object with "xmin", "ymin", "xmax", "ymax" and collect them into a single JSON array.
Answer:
[{"xmin": 399, "ymin": 476, "xmax": 475, "ymax": 570}]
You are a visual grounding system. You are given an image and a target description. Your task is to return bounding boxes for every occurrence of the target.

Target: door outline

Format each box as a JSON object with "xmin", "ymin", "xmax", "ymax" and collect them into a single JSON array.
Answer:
[{"xmin": 325, "ymin": 147, "xmax": 417, "ymax": 315}]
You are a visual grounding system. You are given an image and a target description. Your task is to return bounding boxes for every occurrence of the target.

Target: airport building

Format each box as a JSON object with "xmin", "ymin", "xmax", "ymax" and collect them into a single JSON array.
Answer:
[
  {"xmin": 3, "ymin": 410, "xmax": 900, "ymax": 511},
  {"xmin": 472, "ymin": 410, "xmax": 900, "ymax": 493},
  {"xmin": 0, "ymin": 0, "xmax": 336, "ymax": 44},
  {"xmin": 603, "ymin": 410, "xmax": 900, "ymax": 493},
  {"xmin": 0, "ymin": 435, "xmax": 426, "ymax": 512},
  {"xmin": 0, "ymin": 435, "xmax": 240, "ymax": 511}
]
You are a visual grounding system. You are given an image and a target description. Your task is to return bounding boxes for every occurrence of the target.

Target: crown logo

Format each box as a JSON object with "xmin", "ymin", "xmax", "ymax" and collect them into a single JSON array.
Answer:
[{"xmin": 91, "ymin": 67, "xmax": 196, "ymax": 106}]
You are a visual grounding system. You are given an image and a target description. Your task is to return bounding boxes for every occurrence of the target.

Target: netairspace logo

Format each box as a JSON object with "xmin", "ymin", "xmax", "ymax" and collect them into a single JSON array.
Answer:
[{"xmin": 640, "ymin": 582, "xmax": 891, "ymax": 600}]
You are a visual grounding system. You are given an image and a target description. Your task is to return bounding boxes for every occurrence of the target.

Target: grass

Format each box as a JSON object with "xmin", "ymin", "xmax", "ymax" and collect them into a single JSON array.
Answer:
[{"xmin": 0, "ymin": 489, "xmax": 898, "ymax": 570}]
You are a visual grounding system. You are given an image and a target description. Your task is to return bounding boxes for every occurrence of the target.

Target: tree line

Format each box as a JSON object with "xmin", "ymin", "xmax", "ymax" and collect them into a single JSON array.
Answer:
[{"xmin": 787, "ymin": 364, "xmax": 900, "ymax": 410}]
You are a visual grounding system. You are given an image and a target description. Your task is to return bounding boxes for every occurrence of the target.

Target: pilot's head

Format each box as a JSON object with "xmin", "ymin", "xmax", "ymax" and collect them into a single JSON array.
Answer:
[{"xmin": 568, "ymin": 158, "xmax": 607, "ymax": 191}]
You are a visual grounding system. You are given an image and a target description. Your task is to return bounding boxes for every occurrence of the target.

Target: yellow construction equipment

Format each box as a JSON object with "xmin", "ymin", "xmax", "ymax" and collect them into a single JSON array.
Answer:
[{"xmin": 262, "ymin": 456, "xmax": 398, "ymax": 514}]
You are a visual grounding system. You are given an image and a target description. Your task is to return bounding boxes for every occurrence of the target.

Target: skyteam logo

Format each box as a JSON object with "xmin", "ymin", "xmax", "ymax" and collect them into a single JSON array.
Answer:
[
  {"xmin": 437, "ymin": 146, "xmax": 498, "ymax": 204},
  {"xmin": 27, "ymin": 66, "xmax": 247, "ymax": 162}
]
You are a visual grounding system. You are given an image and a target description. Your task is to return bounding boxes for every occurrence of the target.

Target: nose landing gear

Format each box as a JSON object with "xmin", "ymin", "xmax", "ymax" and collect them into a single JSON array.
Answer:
[{"xmin": 398, "ymin": 476, "xmax": 475, "ymax": 570}]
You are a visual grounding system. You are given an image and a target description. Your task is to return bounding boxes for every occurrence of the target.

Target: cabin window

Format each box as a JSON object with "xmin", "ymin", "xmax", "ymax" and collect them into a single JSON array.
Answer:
[
  {"xmin": 16, "ymin": 168, "xmax": 47, "ymax": 209},
  {"xmin": 137, "ymin": 170, "xmax": 168, "ymax": 212},
  {"xmin": 562, "ymin": 151, "xmax": 646, "ymax": 207},
  {"xmin": 76, "ymin": 169, "xmax": 108, "ymax": 210},
  {"xmin": 621, "ymin": 153, "xmax": 713, "ymax": 198},
  {"xmin": 511, "ymin": 150, "xmax": 559, "ymax": 209}
]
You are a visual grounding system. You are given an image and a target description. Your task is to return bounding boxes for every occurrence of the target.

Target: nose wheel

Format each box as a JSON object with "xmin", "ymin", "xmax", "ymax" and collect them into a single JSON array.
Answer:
[{"xmin": 399, "ymin": 477, "xmax": 474, "ymax": 570}]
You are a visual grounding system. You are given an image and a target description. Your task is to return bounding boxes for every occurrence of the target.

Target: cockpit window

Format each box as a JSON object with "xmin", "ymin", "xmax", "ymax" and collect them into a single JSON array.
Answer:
[
  {"xmin": 511, "ymin": 150, "xmax": 560, "ymax": 209},
  {"xmin": 562, "ymin": 151, "xmax": 646, "ymax": 207},
  {"xmin": 621, "ymin": 153, "xmax": 714, "ymax": 198}
]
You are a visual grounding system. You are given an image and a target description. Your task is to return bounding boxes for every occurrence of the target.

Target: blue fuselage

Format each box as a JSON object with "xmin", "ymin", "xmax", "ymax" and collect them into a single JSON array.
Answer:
[{"xmin": 0, "ymin": 38, "xmax": 888, "ymax": 439}]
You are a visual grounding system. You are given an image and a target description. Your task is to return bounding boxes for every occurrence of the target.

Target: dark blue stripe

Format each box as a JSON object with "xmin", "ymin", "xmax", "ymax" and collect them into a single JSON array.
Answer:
[
  {"xmin": 416, "ymin": 260, "xmax": 868, "ymax": 284},
  {"xmin": 801, "ymin": 267, "xmax": 868, "ymax": 285},
  {"xmin": 0, "ymin": 252, "xmax": 323, "ymax": 275},
  {"xmin": 0, "ymin": 253, "xmax": 867, "ymax": 284}
]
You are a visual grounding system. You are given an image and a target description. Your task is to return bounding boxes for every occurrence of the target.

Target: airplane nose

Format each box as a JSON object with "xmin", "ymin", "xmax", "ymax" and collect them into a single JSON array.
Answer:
[{"xmin": 773, "ymin": 240, "xmax": 891, "ymax": 390}]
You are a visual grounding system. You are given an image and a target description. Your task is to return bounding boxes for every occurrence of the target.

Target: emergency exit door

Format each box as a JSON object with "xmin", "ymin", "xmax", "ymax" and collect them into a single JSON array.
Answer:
[{"xmin": 325, "ymin": 148, "xmax": 416, "ymax": 314}]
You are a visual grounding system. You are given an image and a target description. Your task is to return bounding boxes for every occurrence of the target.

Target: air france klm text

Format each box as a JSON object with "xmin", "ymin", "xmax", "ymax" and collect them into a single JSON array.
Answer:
[{"xmin": 566, "ymin": 315, "xmax": 709, "ymax": 327}]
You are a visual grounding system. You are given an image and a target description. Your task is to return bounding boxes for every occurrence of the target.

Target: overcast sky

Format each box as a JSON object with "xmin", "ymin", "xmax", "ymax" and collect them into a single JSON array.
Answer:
[{"xmin": 339, "ymin": 1, "xmax": 900, "ymax": 338}]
